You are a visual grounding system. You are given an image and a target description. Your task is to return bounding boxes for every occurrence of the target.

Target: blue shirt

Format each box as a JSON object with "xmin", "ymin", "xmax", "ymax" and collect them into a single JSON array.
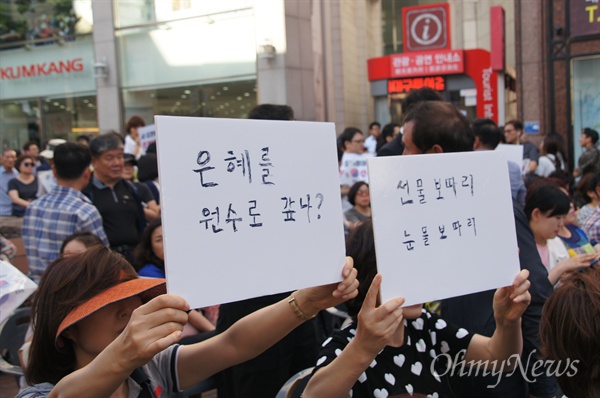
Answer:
[
  {"xmin": 0, "ymin": 167, "xmax": 19, "ymax": 216},
  {"xmin": 22, "ymin": 185, "xmax": 109, "ymax": 282},
  {"xmin": 138, "ymin": 263, "xmax": 165, "ymax": 278}
]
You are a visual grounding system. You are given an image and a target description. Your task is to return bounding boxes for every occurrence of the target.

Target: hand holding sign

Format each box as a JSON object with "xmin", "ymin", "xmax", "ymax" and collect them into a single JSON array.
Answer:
[
  {"xmin": 493, "ymin": 269, "xmax": 531, "ymax": 325},
  {"xmin": 293, "ymin": 256, "xmax": 359, "ymax": 318},
  {"xmin": 355, "ymin": 274, "xmax": 406, "ymax": 357}
]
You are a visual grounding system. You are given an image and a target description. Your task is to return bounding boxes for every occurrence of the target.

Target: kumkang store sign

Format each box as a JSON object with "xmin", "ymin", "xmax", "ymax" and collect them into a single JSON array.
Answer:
[{"xmin": 0, "ymin": 37, "xmax": 95, "ymax": 100}]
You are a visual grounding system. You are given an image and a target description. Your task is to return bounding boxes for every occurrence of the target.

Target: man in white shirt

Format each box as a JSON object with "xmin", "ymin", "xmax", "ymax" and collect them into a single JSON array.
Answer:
[{"xmin": 364, "ymin": 121, "xmax": 380, "ymax": 155}]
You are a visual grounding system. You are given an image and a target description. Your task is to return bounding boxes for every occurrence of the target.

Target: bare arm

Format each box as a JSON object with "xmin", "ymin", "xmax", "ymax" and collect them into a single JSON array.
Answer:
[
  {"xmin": 464, "ymin": 270, "xmax": 531, "ymax": 369},
  {"xmin": 176, "ymin": 258, "xmax": 359, "ymax": 390},
  {"xmin": 528, "ymin": 160, "xmax": 538, "ymax": 174},
  {"xmin": 142, "ymin": 199, "xmax": 160, "ymax": 221},
  {"xmin": 8, "ymin": 189, "xmax": 30, "ymax": 208}
]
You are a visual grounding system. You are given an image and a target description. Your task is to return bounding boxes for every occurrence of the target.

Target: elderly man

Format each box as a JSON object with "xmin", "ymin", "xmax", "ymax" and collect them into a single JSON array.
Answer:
[
  {"xmin": 0, "ymin": 149, "xmax": 19, "ymax": 216},
  {"xmin": 83, "ymin": 133, "xmax": 146, "ymax": 264}
]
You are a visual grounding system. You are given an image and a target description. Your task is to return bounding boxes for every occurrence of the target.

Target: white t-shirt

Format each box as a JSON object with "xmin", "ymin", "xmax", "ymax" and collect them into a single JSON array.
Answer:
[
  {"xmin": 364, "ymin": 135, "xmax": 377, "ymax": 155},
  {"xmin": 124, "ymin": 134, "xmax": 138, "ymax": 156}
]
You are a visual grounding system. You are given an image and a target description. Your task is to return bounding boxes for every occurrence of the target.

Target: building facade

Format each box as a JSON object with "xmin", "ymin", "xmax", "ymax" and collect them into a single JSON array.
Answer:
[
  {"xmin": 0, "ymin": 0, "xmax": 381, "ymax": 151},
  {"xmin": 515, "ymin": 0, "xmax": 600, "ymax": 168},
  {"xmin": 3, "ymin": 0, "xmax": 595, "ymax": 163}
]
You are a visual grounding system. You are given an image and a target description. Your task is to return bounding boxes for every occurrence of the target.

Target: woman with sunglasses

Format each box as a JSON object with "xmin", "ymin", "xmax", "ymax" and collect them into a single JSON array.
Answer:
[{"xmin": 7, "ymin": 154, "xmax": 38, "ymax": 217}]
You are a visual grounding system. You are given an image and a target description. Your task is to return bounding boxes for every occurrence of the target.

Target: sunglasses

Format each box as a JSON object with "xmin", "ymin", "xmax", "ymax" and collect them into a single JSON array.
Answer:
[{"xmin": 22, "ymin": 162, "xmax": 35, "ymax": 167}]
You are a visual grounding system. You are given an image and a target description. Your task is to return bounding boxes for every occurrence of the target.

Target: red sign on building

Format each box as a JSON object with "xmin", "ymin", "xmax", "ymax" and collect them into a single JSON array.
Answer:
[
  {"xmin": 390, "ymin": 49, "xmax": 464, "ymax": 78},
  {"xmin": 388, "ymin": 76, "xmax": 445, "ymax": 94},
  {"xmin": 403, "ymin": 3, "xmax": 451, "ymax": 52}
]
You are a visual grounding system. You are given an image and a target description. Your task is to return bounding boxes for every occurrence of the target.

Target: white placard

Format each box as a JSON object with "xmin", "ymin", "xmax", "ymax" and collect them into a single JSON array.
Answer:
[
  {"xmin": 496, "ymin": 144, "xmax": 524, "ymax": 170},
  {"xmin": 339, "ymin": 152, "xmax": 373, "ymax": 186},
  {"xmin": 155, "ymin": 116, "xmax": 346, "ymax": 308},
  {"xmin": 138, "ymin": 124, "xmax": 156, "ymax": 155},
  {"xmin": 0, "ymin": 261, "xmax": 37, "ymax": 324},
  {"xmin": 368, "ymin": 151, "xmax": 519, "ymax": 306}
]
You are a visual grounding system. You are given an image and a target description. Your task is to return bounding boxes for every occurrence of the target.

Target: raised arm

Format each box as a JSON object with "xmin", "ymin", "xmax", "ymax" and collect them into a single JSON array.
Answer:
[
  {"xmin": 464, "ymin": 269, "xmax": 531, "ymax": 367},
  {"xmin": 304, "ymin": 274, "xmax": 405, "ymax": 398},
  {"xmin": 176, "ymin": 257, "xmax": 359, "ymax": 390}
]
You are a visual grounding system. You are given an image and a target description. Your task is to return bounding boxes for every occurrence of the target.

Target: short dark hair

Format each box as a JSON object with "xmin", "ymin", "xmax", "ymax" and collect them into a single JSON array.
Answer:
[
  {"xmin": 524, "ymin": 183, "xmax": 570, "ymax": 220},
  {"xmin": 126, "ymin": 115, "xmax": 146, "ymax": 134},
  {"xmin": 247, "ymin": 104, "xmax": 294, "ymax": 121},
  {"xmin": 583, "ymin": 127, "xmax": 599, "ymax": 145},
  {"xmin": 347, "ymin": 182, "xmax": 368, "ymax": 206},
  {"xmin": 472, "ymin": 118, "xmax": 502, "ymax": 149},
  {"xmin": 401, "ymin": 87, "xmax": 442, "ymax": 114},
  {"xmin": 369, "ymin": 122, "xmax": 381, "ymax": 130},
  {"xmin": 76, "ymin": 134, "xmax": 90, "ymax": 144},
  {"xmin": 15, "ymin": 154, "xmax": 34, "ymax": 171},
  {"xmin": 377, "ymin": 123, "xmax": 400, "ymax": 152},
  {"xmin": 53, "ymin": 143, "xmax": 92, "ymax": 180},
  {"xmin": 403, "ymin": 101, "xmax": 474, "ymax": 153},
  {"xmin": 339, "ymin": 127, "xmax": 363, "ymax": 151},
  {"xmin": 540, "ymin": 267, "xmax": 600, "ymax": 398},
  {"xmin": 506, "ymin": 119, "xmax": 524, "ymax": 132},
  {"xmin": 60, "ymin": 231, "xmax": 104, "ymax": 254},
  {"xmin": 137, "ymin": 154, "xmax": 158, "ymax": 182},
  {"xmin": 22, "ymin": 140, "xmax": 39, "ymax": 152},
  {"xmin": 89, "ymin": 132, "xmax": 124, "ymax": 157}
]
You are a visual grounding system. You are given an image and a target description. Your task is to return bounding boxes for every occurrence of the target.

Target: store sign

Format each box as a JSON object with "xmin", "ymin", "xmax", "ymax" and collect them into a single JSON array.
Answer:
[
  {"xmin": 570, "ymin": 0, "xmax": 600, "ymax": 38},
  {"xmin": 388, "ymin": 76, "xmax": 445, "ymax": 93},
  {"xmin": 0, "ymin": 37, "xmax": 95, "ymax": 100},
  {"xmin": 390, "ymin": 49, "xmax": 464, "ymax": 78},
  {"xmin": 403, "ymin": 3, "xmax": 451, "ymax": 52},
  {"xmin": 464, "ymin": 49, "xmax": 499, "ymax": 123},
  {"xmin": 0, "ymin": 58, "xmax": 84, "ymax": 80}
]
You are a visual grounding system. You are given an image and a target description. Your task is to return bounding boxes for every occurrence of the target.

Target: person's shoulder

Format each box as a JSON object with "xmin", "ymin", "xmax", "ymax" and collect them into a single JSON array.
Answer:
[
  {"xmin": 138, "ymin": 263, "xmax": 165, "ymax": 278},
  {"xmin": 16, "ymin": 382, "xmax": 54, "ymax": 398}
]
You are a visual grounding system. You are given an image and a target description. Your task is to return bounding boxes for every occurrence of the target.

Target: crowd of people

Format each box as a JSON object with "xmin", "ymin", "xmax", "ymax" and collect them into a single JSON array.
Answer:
[{"xmin": 1, "ymin": 99, "xmax": 599, "ymax": 397}]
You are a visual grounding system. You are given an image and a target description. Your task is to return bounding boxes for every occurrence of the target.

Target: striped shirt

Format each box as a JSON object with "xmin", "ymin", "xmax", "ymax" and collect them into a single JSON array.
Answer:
[{"xmin": 22, "ymin": 186, "xmax": 108, "ymax": 282}]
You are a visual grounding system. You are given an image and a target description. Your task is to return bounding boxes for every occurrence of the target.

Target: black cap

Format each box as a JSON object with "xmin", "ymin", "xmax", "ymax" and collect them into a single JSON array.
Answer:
[{"xmin": 124, "ymin": 153, "xmax": 137, "ymax": 165}]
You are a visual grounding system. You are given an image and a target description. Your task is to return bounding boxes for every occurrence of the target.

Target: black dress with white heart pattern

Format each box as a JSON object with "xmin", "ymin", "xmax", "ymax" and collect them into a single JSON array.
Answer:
[{"xmin": 313, "ymin": 309, "xmax": 473, "ymax": 398}]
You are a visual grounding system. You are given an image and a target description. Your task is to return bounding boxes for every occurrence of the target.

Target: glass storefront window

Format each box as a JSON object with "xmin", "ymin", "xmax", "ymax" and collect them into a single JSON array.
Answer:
[
  {"xmin": 0, "ymin": 0, "xmax": 93, "ymax": 50},
  {"xmin": 381, "ymin": 0, "xmax": 420, "ymax": 55},
  {"xmin": 114, "ymin": 0, "xmax": 252, "ymax": 28},
  {"xmin": 0, "ymin": 94, "xmax": 98, "ymax": 151},
  {"xmin": 122, "ymin": 79, "xmax": 257, "ymax": 125},
  {"xmin": 571, "ymin": 56, "xmax": 600, "ymax": 165}
]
